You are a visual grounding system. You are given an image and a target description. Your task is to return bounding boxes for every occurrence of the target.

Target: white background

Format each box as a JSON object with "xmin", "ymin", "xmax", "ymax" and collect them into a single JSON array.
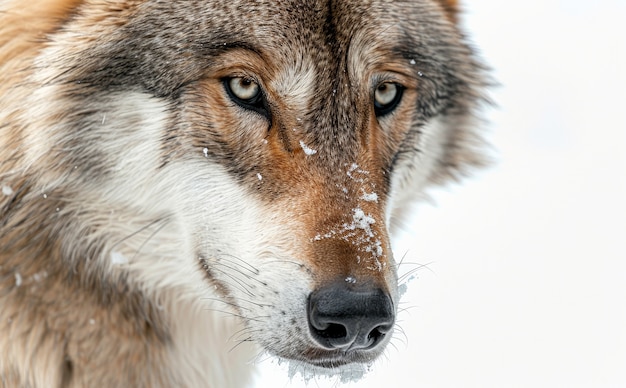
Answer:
[{"xmin": 256, "ymin": 0, "xmax": 626, "ymax": 386}]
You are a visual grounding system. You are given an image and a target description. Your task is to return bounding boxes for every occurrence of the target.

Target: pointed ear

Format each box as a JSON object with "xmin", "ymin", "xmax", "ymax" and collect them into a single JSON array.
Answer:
[{"xmin": 436, "ymin": 0, "xmax": 460, "ymax": 23}]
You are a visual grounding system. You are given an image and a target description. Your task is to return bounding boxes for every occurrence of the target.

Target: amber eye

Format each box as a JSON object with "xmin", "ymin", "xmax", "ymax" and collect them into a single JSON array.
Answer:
[
  {"xmin": 374, "ymin": 82, "xmax": 404, "ymax": 117},
  {"xmin": 223, "ymin": 77, "xmax": 269, "ymax": 119}
]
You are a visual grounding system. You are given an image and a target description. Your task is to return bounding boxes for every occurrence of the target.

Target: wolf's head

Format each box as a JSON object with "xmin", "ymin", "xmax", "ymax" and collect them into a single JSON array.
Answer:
[{"xmin": 3, "ymin": 0, "xmax": 487, "ymax": 379}]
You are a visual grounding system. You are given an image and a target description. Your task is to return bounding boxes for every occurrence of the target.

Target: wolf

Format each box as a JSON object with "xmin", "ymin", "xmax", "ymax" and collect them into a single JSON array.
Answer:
[{"xmin": 0, "ymin": 0, "xmax": 488, "ymax": 386}]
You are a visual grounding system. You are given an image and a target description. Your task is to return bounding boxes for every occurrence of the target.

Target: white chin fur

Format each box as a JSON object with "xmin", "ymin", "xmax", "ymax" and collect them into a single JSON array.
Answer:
[{"xmin": 72, "ymin": 92, "xmax": 320, "ymax": 379}]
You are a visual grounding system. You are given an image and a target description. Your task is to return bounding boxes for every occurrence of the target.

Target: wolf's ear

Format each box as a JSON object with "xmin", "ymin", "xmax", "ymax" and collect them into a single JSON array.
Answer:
[{"xmin": 436, "ymin": 0, "xmax": 459, "ymax": 23}]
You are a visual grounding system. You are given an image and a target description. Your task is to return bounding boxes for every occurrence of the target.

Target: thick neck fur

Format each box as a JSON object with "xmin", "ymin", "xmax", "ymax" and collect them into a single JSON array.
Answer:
[{"xmin": 0, "ymin": 177, "xmax": 257, "ymax": 387}]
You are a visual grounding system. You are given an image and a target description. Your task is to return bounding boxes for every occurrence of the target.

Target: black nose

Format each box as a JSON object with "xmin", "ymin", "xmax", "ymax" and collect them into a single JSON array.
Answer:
[{"xmin": 307, "ymin": 283, "xmax": 394, "ymax": 351}]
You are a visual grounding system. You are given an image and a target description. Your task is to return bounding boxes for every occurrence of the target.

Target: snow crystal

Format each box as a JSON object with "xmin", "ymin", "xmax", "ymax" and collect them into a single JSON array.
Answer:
[
  {"xmin": 89, "ymin": 319, "xmax": 96, "ymax": 325},
  {"xmin": 286, "ymin": 358, "xmax": 368, "ymax": 384},
  {"xmin": 347, "ymin": 208, "xmax": 376, "ymax": 237},
  {"xmin": 346, "ymin": 163, "xmax": 369, "ymax": 183},
  {"xmin": 398, "ymin": 274, "xmax": 417, "ymax": 298},
  {"xmin": 315, "ymin": 208, "xmax": 384, "ymax": 259},
  {"xmin": 203, "ymin": 148, "xmax": 209, "ymax": 158},
  {"xmin": 299, "ymin": 140, "xmax": 317, "ymax": 156},
  {"xmin": 360, "ymin": 191, "xmax": 378, "ymax": 203},
  {"xmin": 2, "ymin": 185, "xmax": 13, "ymax": 196},
  {"xmin": 410, "ymin": 59, "xmax": 416, "ymax": 65},
  {"xmin": 345, "ymin": 276, "xmax": 357, "ymax": 284},
  {"xmin": 110, "ymin": 251, "xmax": 129, "ymax": 265},
  {"xmin": 398, "ymin": 283, "xmax": 408, "ymax": 297},
  {"xmin": 42, "ymin": 193, "xmax": 48, "ymax": 199},
  {"xmin": 312, "ymin": 207, "xmax": 386, "ymax": 271},
  {"xmin": 14, "ymin": 273, "xmax": 22, "ymax": 287},
  {"xmin": 313, "ymin": 230, "xmax": 335, "ymax": 241},
  {"xmin": 32, "ymin": 271, "xmax": 48, "ymax": 282},
  {"xmin": 364, "ymin": 240, "xmax": 383, "ymax": 257},
  {"xmin": 257, "ymin": 173, "xmax": 263, "ymax": 181}
]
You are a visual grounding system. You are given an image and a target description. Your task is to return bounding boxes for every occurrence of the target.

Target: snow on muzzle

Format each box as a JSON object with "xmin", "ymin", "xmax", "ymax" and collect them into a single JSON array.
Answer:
[{"xmin": 305, "ymin": 198, "xmax": 397, "ymax": 355}]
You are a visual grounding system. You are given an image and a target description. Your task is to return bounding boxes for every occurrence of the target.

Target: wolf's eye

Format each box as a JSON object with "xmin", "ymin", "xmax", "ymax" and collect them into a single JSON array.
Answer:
[
  {"xmin": 374, "ymin": 82, "xmax": 404, "ymax": 117},
  {"xmin": 224, "ymin": 77, "xmax": 269, "ymax": 118},
  {"xmin": 228, "ymin": 77, "xmax": 260, "ymax": 101}
]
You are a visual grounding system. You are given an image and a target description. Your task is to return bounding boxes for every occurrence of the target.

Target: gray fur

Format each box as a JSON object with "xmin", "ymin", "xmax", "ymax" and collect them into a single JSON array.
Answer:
[{"xmin": 0, "ymin": 0, "xmax": 489, "ymax": 386}]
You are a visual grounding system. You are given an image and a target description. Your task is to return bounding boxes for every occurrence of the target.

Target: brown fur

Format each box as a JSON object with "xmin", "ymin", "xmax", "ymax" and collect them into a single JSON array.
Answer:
[
  {"xmin": 437, "ymin": 0, "xmax": 460, "ymax": 21},
  {"xmin": 1, "ymin": 0, "xmax": 488, "ymax": 386},
  {"xmin": 0, "ymin": 0, "xmax": 82, "ymax": 83}
]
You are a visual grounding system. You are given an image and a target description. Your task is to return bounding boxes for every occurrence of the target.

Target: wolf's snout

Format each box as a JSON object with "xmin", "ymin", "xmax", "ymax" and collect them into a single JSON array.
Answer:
[{"xmin": 307, "ymin": 283, "xmax": 394, "ymax": 351}]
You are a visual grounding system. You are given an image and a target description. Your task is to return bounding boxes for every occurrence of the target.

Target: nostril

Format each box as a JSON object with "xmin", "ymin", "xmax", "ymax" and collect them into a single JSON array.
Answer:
[
  {"xmin": 312, "ymin": 322, "xmax": 347, "ymax": 340},
  {"xmin": 368, "ymin": 326, "xmax": 383, "ymax": 342},
  {"xmin": 371, "ymin": 321, "xmax": 393, "ymax": 337},
  {"xmin": 307, "ymin": 282, "xmax": 394, "ymax": 351},
  {"xmin": 365, "ymin": 323, "xmax": 393, "ymax": 347}
]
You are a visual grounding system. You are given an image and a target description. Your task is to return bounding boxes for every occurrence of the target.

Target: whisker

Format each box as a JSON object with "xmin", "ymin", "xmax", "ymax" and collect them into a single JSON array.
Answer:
[
  {"xmin": 391, "ymin": 334, "xmax": 408, "ymax": 350},
  {"xmin": 397, "ymin": 261, "xmax": 436, "ymax": 284},
  {"xmin": 200, "ymin": 296, "xmax": 253, "ymax": 312},
  {"xmin": 393, "ymin": 324, "xmax": 409, "ymax": 345},
  {"xmin": 216, "ymin": 253, "xmax": 259, "ymax": 274},
  {"xmin": 202, "ymin": 307, "xmax": 266, "ymax": 324},
  {"xmin": 259, "ymin": 259, "xmax": 304, "ymax": 268},
  {"xmin": 228, "ymin": 327, "xmax": 263, "ymax": 343},
  {"xmin": 396, "ymin": 305, "xmax": 419, "ymax": 315},
  {"xmin": 228, "ymin": 296, "xmax": 271, "ymax": 308},
  {"xmin": 395, "ymin": 250, "xmax": 410, "ymax": 268},
  {"xmin": 212, "ymin": 261, "xmax": 269, "ymax": 287},
  {"xmin": 110, "ymin": 216, "xmax": 169, "ymax": 251},
  {"xmin": 250, "ymin": 350, "xmax": 273, "ymax": 365},
  {"xmin": 206, "ymin": 266, "xmax": 255, "ymax": 297},
  {"xmin": 131, "ymin": 218, "xmax": 170, "ymax": 261},
  {"xmin": 228, "ymin": 336, "xmax": 255, "ymax": 353}
]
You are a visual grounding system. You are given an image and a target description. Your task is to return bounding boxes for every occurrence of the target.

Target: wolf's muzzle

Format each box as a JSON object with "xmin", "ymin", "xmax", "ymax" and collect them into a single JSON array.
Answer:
[{"xmin": 307, "ymin": 282, "xmax": 394, "ymax": 351}]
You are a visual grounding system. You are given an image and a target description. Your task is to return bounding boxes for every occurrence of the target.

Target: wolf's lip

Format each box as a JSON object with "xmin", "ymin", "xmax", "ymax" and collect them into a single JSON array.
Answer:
[
  {"xmin": 297, "ymin": 348, "xmax": 376, "ymax": 368},
  {"xmin": 308, "ymin": 358, "xmax": 353, "ymax": 368}
]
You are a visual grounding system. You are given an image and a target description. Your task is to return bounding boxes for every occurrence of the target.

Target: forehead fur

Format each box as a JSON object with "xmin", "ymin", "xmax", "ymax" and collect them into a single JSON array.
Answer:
[
  {"xmin": 51, "ymin": 0, "xmax": 473, "ymax": 95},
  {"xmin": 26, "ymin": 0, "xmax": 487, "ymax": 195}
]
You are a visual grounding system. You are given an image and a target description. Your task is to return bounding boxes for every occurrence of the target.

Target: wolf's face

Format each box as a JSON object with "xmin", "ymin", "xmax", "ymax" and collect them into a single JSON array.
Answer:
[{"xmin": 9, "ymin": 0, "xmax": 486, "ymax": 377}]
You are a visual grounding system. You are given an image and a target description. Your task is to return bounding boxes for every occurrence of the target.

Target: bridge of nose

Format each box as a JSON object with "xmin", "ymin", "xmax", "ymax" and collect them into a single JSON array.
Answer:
[
  {"xmin": 306, "ymin": 190, "xmax": 394, "ymax": 284},
  {"xmin": 267, "ymin": 146, "xmax": 396, "ymax": 291}
]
